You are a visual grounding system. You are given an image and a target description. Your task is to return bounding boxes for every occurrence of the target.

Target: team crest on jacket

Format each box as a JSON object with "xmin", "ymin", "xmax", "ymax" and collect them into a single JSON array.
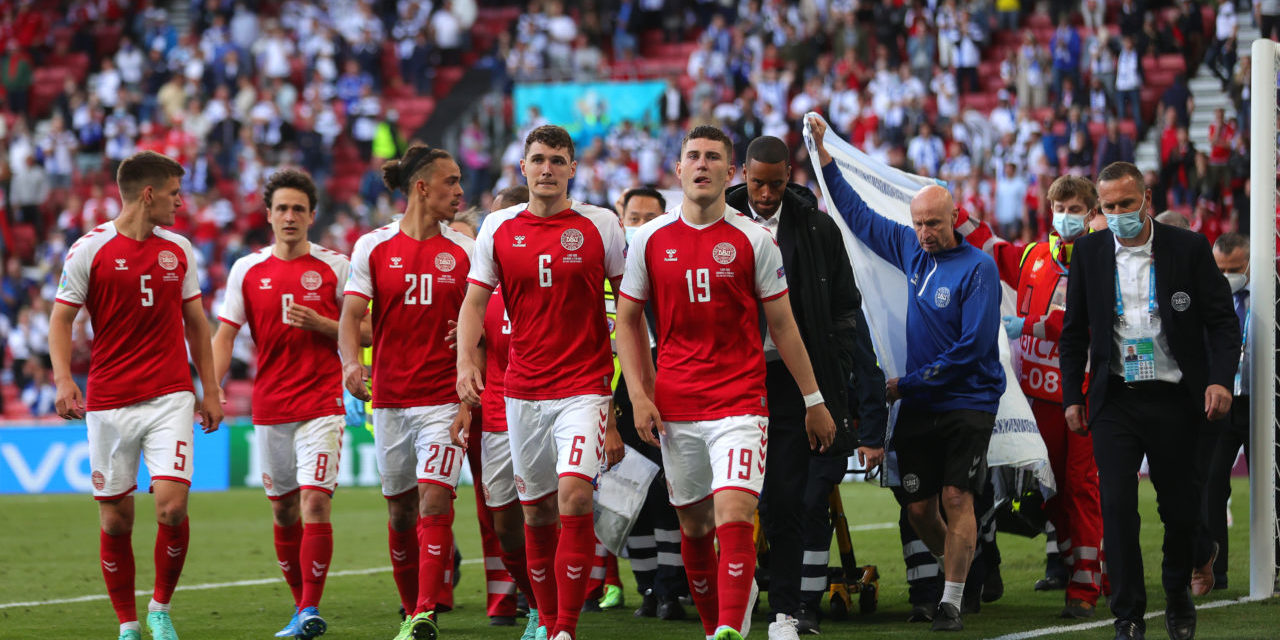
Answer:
[
  {"xmin": 712, "ymin": 242, "xmax": 736, "ymax": 265},
  {"xmin": 435, "ymin": 252, "xmax": 457, "ymax": 272},
  {"xmin": 934, "ymin": 287, "xmax": 951, "ymax": 308},
  {"xmin": 300, "ymin": 270, "xmax": 323, "ymax": 290},
  {"xmin": 1171, "ymin": 291, "xmax": 1190, "ymax": 311},
  {"xmin": 157, "ymin": 250, "xmax": 179, "ymax": 270},
  {"xmin": 561, "ymin": 229, "xmax": 584, "ymax": 251}
]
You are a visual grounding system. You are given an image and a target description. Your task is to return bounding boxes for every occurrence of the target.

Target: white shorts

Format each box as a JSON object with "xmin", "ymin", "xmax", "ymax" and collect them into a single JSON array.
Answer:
[
  {"xmin": 87, "ymin": 391, "xmax": 196, "ymax": 500},
  {"xmin": 479, "ymin": 431, "xmax": 518, "ymax": 508},
  {"xmin": 505, "ymin": 394, "xmax": 611, "ymax": 503},
  {"xmin": 256, "ymin": 415, "xmax": 344, "ymax": 498},
  {"xmin": 373, "ymin": 404, "xmax": 465, "ymax": 497},
  {"xmin": 661, "ymin": 415, "xmax": 768, "ymax": 508}
]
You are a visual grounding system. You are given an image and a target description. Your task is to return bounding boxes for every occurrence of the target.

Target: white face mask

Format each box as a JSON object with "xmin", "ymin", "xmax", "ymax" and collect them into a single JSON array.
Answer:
[{"xmin": 1224, "ymin": 270, "xmax": 1249, "ymax": 294}]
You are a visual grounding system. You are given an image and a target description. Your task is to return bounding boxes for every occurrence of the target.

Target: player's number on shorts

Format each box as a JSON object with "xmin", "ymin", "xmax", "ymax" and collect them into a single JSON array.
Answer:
[
  {"xmin": 173, "ymin": 440, "xmax": 188, "ymax": 471},
  {"xmin": 280, "ymin": 293, "xmax": 294, "ymax": 324},
  {"xmin": 314, "ymin": 453, "xmax": 329, "ymax": 482},
  {"xmin": 685, "ymin": 268, "xmax": 710, "ymax": 303},
  {"xmin": 404, "ymin": 273, "xmax": 433, "ymax": 305},
  {"xmin": 568, "ymin": 435, "xmax": 586, "ymax": 466},
  {"xmin": 726, "ymin": 448, "xmax": 752, "ymax": 480},
  {"xmin": 424, "ymin": 444, "xmax": 457, "ymax": 476},
  {"xmin": 140, "ymin": 275, "xmax": 154, "ymax": 307},
  {"xmin": 538, "ymin": 255, "xmax": 552, "ymax": 288}
]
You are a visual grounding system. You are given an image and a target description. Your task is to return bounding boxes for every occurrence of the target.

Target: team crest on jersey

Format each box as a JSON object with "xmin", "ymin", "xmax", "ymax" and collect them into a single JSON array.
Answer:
[
  {"xmin": 157, "ymin": 250, "xmax": 179, "ymax": 270},
  {"xmin": 434, "ymin": 252, "xmax": 457, "ymax": 272},
  {"xmin": 712, "ymin": 242, "xmax": 736, "ymax": 265},
  {"xmin": 260, "ymin": 278, "xmax": 273, "ymax": 290},
  {"xmin": 300, "ymin": 270, "xmax": 323, "ymax": 291},
  {"xmin": 114, "ymin": 258, "xmax": 128, "ymax": 271},
  {"xmin": 390, "ymin": 256, "xmax": 404, "ymax": 269},
  {"xmin": 664, "ymin": 248, "xmax": 678, "ymax": 262},
  {"xmin": 513, "ymin": 235, "xmax": 527, "ymax": 247},
  {"xmin": 91, "ymin": 470, "xmax": 105, "ymax": 490},
  {"xmin": 934, "ymin": 287, "xmax": 951, "ymax": 308},
  {"xmin": 560, "ymin": 228, "xmax": 584, "ymax": 251}
]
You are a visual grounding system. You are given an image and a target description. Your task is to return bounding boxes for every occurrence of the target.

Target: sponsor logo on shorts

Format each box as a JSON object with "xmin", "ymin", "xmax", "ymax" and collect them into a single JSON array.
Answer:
[
  {"xmin": 903, "ymin": 473, "xmax": 920, "ymax": 494},
  {"xmin": 92, "ymin": 470, "xmax": 105, "ymax": 490},
  {"xmin": 435, "ymin": 252, "xmax": 457, "ymax": 272},
  {"xmin": 300, "ymin": 270, "xmax": 323, "ymax": 290},
  {"xmin": 934, "ymin": 287, "xmax": 951, "ymax": 308},
  {"xmin": 561, "ymin": 228, "xmax": 585, "ymax": 251},
  {"xmin": 712, "ymin": 242, "xmax": 736, "ymax": 265},
  {"xmin": 262, "ymin": 473, "xmax": 273, "ymax": 491},
  {"xmin": 158, "ymin": 250, "xmax": 179, "ymax": 270}
]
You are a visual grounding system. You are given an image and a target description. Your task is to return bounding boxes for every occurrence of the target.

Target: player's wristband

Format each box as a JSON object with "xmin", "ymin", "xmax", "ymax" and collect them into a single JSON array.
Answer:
[{"xmin": 803, "ymin": 390, "xmax": 825, "ymax": 408}]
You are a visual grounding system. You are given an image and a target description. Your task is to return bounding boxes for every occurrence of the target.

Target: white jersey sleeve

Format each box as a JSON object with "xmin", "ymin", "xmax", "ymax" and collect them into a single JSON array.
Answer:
[
  {"xmin": 440, "ymin": 222, "xmax": 476, "ymax": 259},
  {"xmin": 55, "ymin": 223, "xmax": 116, "ymax": 307},
  {"xmin": 345, "ymin": 230, "xmax": 377, "ymax": 300},
  {"xmin": 576, "ymin": 201, "xmax": 627, "ymax": 279},
  {"xmin": 217, "ymin": 253, "xmax": 252, "ymax": 327},
  {"xmin": 157, "ymin": 228, "xmax": 202, "ymax": 301},
  {"xmin": 618, "ymin": 213, "xmax": 674, "ymax": 302},
  {"xmin": 310, "ymin": 244, "xmax": 352, "ymax": 307},
  {"xmin": 727, "ymin": 212, "xmax": 788, "ymax": 301},
  {"xmin": 467, "ymin": 205, "xmax": 521, "ymax": 289}
]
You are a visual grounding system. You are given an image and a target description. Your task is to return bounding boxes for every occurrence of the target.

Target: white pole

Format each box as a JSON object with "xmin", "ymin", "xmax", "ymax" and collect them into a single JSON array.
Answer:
[{"xmin": 1248, "ymin": 38, "xmax": 1277, "ymax": 600}]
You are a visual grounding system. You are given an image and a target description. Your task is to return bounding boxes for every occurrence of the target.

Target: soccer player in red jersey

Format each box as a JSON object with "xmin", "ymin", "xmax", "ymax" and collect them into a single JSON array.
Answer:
[
  {"xmin": 213, "ymin": 169, "xmax": 366, "ymax": 639},
  {"xmin": 338, "ymin": 145, "xmax": 474, "ymax": 640},
  {"xmin": 49, "ymin": 151, "xmax": 223, "ymax": 640},
  {"xmin": 456, "ymin": 125, "xmax": 626, "ymax": 640},
  {"xmin": 614, "ymin": 126, "xmax": 836, "ymax": 640}
]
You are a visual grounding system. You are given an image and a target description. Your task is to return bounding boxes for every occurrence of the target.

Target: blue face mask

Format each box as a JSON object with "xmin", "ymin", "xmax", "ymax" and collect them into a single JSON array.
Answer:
[
  {"xmin": 1105, "ymin": 194, "xmax": 1147, "ymax": 239},
  {"xmin": 624, "ymin": 225, "xmax": 639, "ymax": 244},
  {"xmin": 1052, "ymin": 212, "xmax": 1088, "ymax": 241}
]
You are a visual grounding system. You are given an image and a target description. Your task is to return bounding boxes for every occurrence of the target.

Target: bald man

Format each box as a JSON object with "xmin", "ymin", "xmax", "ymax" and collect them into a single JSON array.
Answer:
[{"xmin": 809, "ymin": 116, "xmax": 1003, "ymax": 632}]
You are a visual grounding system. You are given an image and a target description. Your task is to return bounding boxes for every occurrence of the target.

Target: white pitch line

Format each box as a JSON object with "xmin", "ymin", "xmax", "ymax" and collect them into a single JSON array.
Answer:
[
  {"xmin": 0, "ymin": 558, "xmax": 483, "ymax": 610},
  {"xmin": 849, "ymin": 521, "xmax": 896, "ymax": 532},
  {"xmin": 986, "ymin": 597, "xmax": 1259, "ymax": 640}
]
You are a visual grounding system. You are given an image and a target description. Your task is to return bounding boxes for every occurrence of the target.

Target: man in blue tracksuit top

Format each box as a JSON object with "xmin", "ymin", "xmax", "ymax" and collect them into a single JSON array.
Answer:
[{"xmin": 809, "ymin": 116, "xmax": 1003, "ymax": 632}]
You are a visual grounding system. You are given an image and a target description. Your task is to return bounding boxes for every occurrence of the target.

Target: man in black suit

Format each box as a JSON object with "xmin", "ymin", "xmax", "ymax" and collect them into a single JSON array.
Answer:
[{"xmin": 1059, "ymin": 162, "xmax": 1240, "ymax": 640}]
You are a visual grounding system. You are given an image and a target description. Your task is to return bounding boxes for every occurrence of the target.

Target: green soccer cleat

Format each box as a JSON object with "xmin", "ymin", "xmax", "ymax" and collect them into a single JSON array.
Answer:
[
  {"xmin": 118, "ymin": 630, "xmax": 142, "ymax": 640},
  {"xmin": 599, "ymin": 584, "xmax": 625, "ymax": 610},
  {"xmin": 713, "ymin": 625, "xmax": 743, "ymax": 640},
  {"xmin": 519, "ymin": 609, "xmax": 540, "ymax": 640},
  {"xmin": 145, "ymin": 611, "xmax": 179, "ymax": 640},
  {"xmin": 406, "ymin": 611, "xmax": 438, "ymax": 640},
  {"xmin": 393, "ymin": 616, "xmax": 416, "ymax": 640}
]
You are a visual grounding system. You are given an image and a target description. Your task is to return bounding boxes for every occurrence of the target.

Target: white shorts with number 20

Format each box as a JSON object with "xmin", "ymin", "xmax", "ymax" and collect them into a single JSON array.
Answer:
[
  {"xmin": 661, "ymin": 414, "xmax": 768, "ymax": 508},
  {"xmin": 373, "ymin": 404, "xmax": 465, "ymax": 497}
]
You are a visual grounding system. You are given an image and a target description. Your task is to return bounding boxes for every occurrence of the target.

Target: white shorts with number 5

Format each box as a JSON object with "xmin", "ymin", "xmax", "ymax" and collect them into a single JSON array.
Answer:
[
  {"xmin": 87, "ymin": 391, "xmax": 196, "ymax": 500},
  {"xmin": 505, "ymin": 394, "xmax": 611, "ymax": 503},
  {"xmin": 374, "ymin": 404, "xmax": 465, "ymax": 498},
  {"xmin": 660, "ymin": 415, "xmax": 768, "ymax": 508},
  {"xmin": 256, "ymin": 415, "xmax": 344, "ymax": 498}
]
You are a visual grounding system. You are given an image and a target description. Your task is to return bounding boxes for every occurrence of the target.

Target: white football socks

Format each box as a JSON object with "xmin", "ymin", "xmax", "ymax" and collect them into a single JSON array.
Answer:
[{"xmin": 941, "ymin": 581, "xmax": 965, "ymax": 609}]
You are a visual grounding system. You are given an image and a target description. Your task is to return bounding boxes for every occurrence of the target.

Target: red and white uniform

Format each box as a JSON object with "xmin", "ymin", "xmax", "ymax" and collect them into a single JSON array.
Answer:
[
  {"xmin": 55, "ymin": 221, "xmax": 201, "ymax": 498},
  {"xmin": 468, "ymin": 201, "xmax": 624, "ymax": 502},
  {"xmin": 218, "ymin": 244, "xmax": 349, "ymax": 496},
  {"xmin": 619, "ymin": 208, "xmax": 788, "ymax": 505},
  {"xmin": 345, "ymin": 221, "xmax": 474, "ymax": 496},
  {"xmin": 479, "ymin": 288, "xmax": 518, "ymax": 508}
]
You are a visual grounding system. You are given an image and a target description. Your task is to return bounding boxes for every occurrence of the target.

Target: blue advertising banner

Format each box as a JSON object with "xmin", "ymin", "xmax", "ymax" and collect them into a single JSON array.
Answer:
[
  {"xmin": 0, "ymin": 425, "xmax": 230, "ymax": 494},
  {"xmin": 513, "ymin": 80, "xmax": 666, "ymax": 144}
]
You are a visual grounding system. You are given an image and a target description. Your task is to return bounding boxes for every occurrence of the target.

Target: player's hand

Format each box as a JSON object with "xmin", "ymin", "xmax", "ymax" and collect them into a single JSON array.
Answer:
[
  {"xmin": 286, "ymin": 303, "xmax": 325, "ymax": 332},
  {"xmin": 885, "ymin": 377, "xmax": 901, "ymax": 403},
  {"xmin": 344, "ymin": 361, "xmax": 371, "ymax": 402},
  {"xmin": 604, "ymin": 412, "xmax": 625, "ymax": 469},
  {"xmin": 198, "ymin": 390, "xmax": 223, "ymax": 433},
  {"xmin": 806, "ymin": 114, "xmax": 833, "ymax": 167},
  {"xmin": 805, "ymin": 403, "xmax": 836, "ymax": 453},
  {"xmin": 55, "ymin": 379, "xmax": 86, "ymax": 420},
  {"xmin": 631, "ymin": 396, "xmax": 665, "ymax": 447},
  {"xmin": 1204, "ymin": 384, "xmax": 1232, "ymax": 421},
  {"xmin": 1065, "ymin": 403, "xmax": 1089, "ymax": 434},
  {"xmin": 456, "ymin": 360, "xmax": 484, "ymax": 406},
  {"xmin": 856, "ymin": 445, "xmax": 885, "ymax": 471},
  {"xmin": 450, "ymin": 405, "xmax": 471, "ymax": 448},
  {"xmin": 445, "ymin": 320, "xmax": 459, "ymax": 351}
]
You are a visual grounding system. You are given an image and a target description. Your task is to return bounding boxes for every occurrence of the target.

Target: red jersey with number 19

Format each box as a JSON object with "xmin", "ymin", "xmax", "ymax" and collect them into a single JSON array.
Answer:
[
  {"xmin": 217, "ymin": 244, "xmax": 349, "ymax": 424},
  {"xmin": 345, "ymin": 221, "xmax": 474, "ymax": 408},
  {"xmin": 467, "ymin": 202, "xmax": 625, "ymax": 400},
  {"xmin": 480, "ymin": 288, "xmax": 511, "ymax": 432},
  {"xmin": 618, "ymin": 208, "xmax": 788, "ymax": 421},
  {"xmin": 55, "ymin": 222, "xmax": 202, "ymax": 411}
]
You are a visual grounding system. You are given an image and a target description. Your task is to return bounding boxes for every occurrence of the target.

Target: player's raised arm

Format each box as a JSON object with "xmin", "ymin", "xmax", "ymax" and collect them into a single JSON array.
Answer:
[
  {"xmin": 182, "ymin": 298, "xmax": 223, "ymax": 433},
  {"xmin": 455, "ymin": 283, "xmax": 491, "ymax": 405},
  {"xmin": 49, "ymin": 301, "xmax": 85, "ymax": 419}
]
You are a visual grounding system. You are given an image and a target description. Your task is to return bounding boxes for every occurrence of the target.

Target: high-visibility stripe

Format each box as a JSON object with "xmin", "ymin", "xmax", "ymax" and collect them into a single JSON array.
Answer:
[
  {"xmin": 628, "ymin": 557, "xmax": 658, "ymax": 571},
  {"xmin": 628, "ymin": 535, "xmax": 656, "ymax": 548},
  {"xmin": 657, "ymin": 552, "xmax": 682, "ymax": 566},
  {"xmin": 903, "ymin": 540, "xmax": 931, "ymax": 558},
  {"xmin": 487, "ymin": 580, "xmax": 517, "ymax": 594},
  {"xmin": 800, "ymin": 576, "xmax": 828, "ymax": 592},
  {"xmin": 907, "ymin": 565, "xmax": 940, "ymax": 581},
  {"xmin": 803, "ymin": 550, "xmax": 830, "ymax": 565},
  {"xmin": 653, "ymin": 529, "xmax": 681, "ymax": 544},
  {"xmin": 484, "ymin": 557, "xmax": 506, "ymax": 570},
  {"xmin": 1075, "ymin": 546, "xmax": 1099, "ymax": 561}
]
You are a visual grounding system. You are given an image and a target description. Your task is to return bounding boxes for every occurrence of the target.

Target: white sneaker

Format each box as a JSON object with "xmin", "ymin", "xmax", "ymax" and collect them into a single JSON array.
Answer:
[
  {"xmin": 551, "ymin": 632, "xmax": 573, "ymax": 640},
  {"xmin": 741, "ymin": 578, "xmax": 759, "ymax": 638},
  {"xmin": 767, "ymin": 614, "xmax": 800, "ymax": 640}
]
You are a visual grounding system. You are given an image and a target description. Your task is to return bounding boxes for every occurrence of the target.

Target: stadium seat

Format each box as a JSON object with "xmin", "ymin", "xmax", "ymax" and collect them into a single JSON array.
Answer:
[
  {"xmin": 93, "ymin": 23, "xmax": 122, "ymax": 58},
  {"xmin": 433, "ymin": 66, "xmax": 465, "ymax": 99}
]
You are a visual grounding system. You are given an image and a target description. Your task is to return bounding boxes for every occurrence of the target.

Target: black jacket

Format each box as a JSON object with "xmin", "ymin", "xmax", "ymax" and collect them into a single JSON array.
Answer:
[
  {"xmin": 1059, "ymin": 221, "xmax": 1240, "ymax": 421},
  {"xmin": 725, "ymin": 182, "xmax": 888, "ymax": 451}
]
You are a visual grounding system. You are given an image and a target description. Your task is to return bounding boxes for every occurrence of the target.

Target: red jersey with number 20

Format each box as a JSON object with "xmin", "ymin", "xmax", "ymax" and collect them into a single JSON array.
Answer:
[
  {"xmin": 619, "ymin": 208, "xmax": 788, "ymax": 421},
  {"xmin": 55, "ymin": 222, "xmax": 202, "ymax": 411},
  {"xmin": 467, "ymin": 202, "xmax": 625, "ymax": 400},
  {"xmin": 481, "ymin": 288, "xmax": 511, "ymax": 432},
  {"xmin": 345, "ymin": 221, "xmax": 475, "ymax": 408},
  {"xmin": 217, "ymin": 244, "xmax": 349, "ymax": 424}
]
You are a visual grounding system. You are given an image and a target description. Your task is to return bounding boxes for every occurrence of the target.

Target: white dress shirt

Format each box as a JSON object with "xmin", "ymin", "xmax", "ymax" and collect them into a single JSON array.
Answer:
[{"xmin": 1111, "ymin": 224, "xmax": 1182, "ymax": 383}]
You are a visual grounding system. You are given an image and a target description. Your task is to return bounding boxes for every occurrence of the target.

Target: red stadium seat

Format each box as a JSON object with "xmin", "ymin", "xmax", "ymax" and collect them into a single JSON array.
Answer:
[
  {"xmin": 1158, "ymin": 54, "xmax": 1186, "ymax": 74},
  {"xmin": 94, "ymin": 23, "xmax": 122, "ymax": 58},
  {"xmin": 432, "ymin": 67, "xmax": 465, "ymax": 99},
  {"xmin": 394, "ymin": 96, "xmax": 436, "ymax": 137}
]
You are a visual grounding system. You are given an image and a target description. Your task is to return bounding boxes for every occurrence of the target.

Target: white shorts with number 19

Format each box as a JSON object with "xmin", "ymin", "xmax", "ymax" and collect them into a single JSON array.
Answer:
[
  {"xmin": 373, "ymin": 404, "xmax": 465, "ymax": 498},
  {"xmin": 256, "ymin": 415, "xmax": 344, "ymax": 498},
  {"xmin": 505, "ymin": 394, "xmax": 611, "ymax": 503},
  {"xmin": 660, "ymin": 415, "xmax": 769, "ymax": 508}
]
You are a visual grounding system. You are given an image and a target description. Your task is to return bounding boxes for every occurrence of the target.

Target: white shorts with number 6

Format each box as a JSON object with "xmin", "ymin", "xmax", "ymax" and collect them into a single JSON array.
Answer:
[
  {"xmin": 374, "ymin": 404, "xmax": 465, "ymax": 498},
  {"xmin": 256, "ymin": 415, "xmax": 344, "ymax": 498},
  {"xmin": 660, "ymin": 415, "xmax": 768, "ymax": 508},
  {"xmin": 505, "ymin": 394, "xmax": 610, "ymax": 503},
  {"xmin": 87, "ymin": 391, "xmax": 196, "ymax": 500}
]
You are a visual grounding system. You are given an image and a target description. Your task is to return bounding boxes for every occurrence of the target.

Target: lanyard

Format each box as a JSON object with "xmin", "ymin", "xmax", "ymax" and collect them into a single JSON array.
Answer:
[
  {"xmin": 1114, "ymin": 263, "xmax": 1155, "ymax": 324},
  {"xmin": 1242, "ymin": 308, "xmax": 1250, "ymax": 347}
]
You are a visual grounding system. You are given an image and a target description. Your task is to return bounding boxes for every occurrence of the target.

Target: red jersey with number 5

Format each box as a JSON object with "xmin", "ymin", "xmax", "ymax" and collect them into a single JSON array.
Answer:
[
  {"xmin": 345, "ymin": 221, "xmax": 474, "ymax": 408},
  {"xmin": 55, "ymin": 222, "xmax": 202, "ymax": 411},
  {"xmin": 481, "ymin": 287, "xmax": 511, "ymax": 432},
  {"xmin": 618, "ymin": 208, "xmax": 788, "ymax": 421},
  {"xmin": 467, "ymin": 202, "xmax": 625, "ymax": 400},
  {"xmin": 218, "ymin": 244, "xmax": 349, "ymax": 424}
]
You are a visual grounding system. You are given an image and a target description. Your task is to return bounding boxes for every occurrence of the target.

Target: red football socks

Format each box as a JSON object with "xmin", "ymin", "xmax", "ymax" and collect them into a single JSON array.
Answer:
[
  {"xmin": 298, "ymin": 522, "xmax": 333, "ymax": 610},
  {"xmin": 682, "ymin": 529, "xmax": 720, "ymax": 636},
  {"xmin": 501, "ymin": 538, "xmax": 538, "ymax": 610},
  {"xmin": 716, "ymin": 521, "xmax": 756, "ymax": 631},
  {"xmin": 273, "ymin": 521, "xmax": 304, "ymax": 607},
  {"xmin": 388, "ymin": 522, "xmax": 419, "ymax": 614},
  {"xmin": 100, "ymin": 529, "xmax": 137, "ymax": 624},
  {"xmin": 524, "ymin": 521, "xmax": 559, "ymax": 631},
  {"xmin": 554, "ymin": 514, "xmax": 594, "ymax": 637},
  {"xmin": 415, "ymin": 512, "xmax": 454, "ymax": 615},
  {"xmin": 152, "ymin": 518, "xmax": 189, "ymax": 605}
]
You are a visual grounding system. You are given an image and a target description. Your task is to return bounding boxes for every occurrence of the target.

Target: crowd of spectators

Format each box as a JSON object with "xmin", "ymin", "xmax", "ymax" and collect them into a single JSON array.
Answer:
[{"xmin": 0, "ymin": 0, "xmax": 1263, "ymax": 418}]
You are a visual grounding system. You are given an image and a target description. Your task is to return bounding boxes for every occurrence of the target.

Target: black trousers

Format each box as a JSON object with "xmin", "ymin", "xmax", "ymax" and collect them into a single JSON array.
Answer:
[
  {"xmin": 1199, "ymin": 396, "xmax": 1250, "ymax": 585},
  {"xmin": 1091, "ymin": 378, "xmax": 1201, "ymax": 628}
]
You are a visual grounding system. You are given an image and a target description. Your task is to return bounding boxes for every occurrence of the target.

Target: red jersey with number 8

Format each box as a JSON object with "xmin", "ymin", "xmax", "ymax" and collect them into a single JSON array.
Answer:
[{"xmin": 55, "ymin": 222, "xmax": 202, "ymax": 411}]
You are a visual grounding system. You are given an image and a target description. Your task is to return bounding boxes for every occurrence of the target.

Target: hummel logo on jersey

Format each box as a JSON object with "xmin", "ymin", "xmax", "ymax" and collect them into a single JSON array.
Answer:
[
  {"xmin": 427, "ymin": 544, "xmax": 443, "ymax": 556},
  {"xmin": 311, "ymin": 561, "xmax": 328, "ymax": 577},
  {"xmin": 114, "ymin": 258, "xmax": 128, "ymax": 271},
  {"xmin": 259, "ymin": 278, "xmax": 272, "ymax": 289},
  {"xmin": 566, "ymin": 565, "xmax": 584, "ymax": 580},
  {"xmin": 390, "ymin": 256, "xmax": 403, "ymax": 269},
  {"xmin": 513, "ymin": 235, "xmax": 527, "ymax": 247},
  {"xmin": 728, "ymin": 562, "xmax": 745, "ymax": 577},
  {"xmin": 166, "ymin": 545, "xmax": 184, "ymax": 558},
  {"xmin": 692, "ymin": 578, "xmax": 710, "ymax": 594},
  {"xmin": 103, "ymin": 560, "xmax": 119, "ymax": 572},
  {"xmin": 664, "ymin": 248, "xmax": 678, "ymax": 261},
  {"xmin": 391, "ymin": 549, "xmax": 408, "ymax": 562},
  {"xmin": 530, "ymin": 568, "xmax": 547, "ymax": 583}
]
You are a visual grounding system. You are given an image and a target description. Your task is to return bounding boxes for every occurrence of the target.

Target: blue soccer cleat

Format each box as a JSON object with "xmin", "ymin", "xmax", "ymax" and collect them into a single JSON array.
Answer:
[
  {"xmin": 296, "ymin": 606, "xmax": 327, "ymax": 639},
  {"xmin": 274, "ymin": 608, "xmax": 301, "ymax": 637}
]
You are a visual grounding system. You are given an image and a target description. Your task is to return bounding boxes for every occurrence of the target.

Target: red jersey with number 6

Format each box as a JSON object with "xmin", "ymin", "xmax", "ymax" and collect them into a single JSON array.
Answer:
[
  {"xmin": 218, "ymin": 244, "xmax": 349, "ymax": 424},
  {"xmin": 618, "ymin": 208, "xmax": 788, "ymax": 421},
  {"xmin": 55, "ymin": 222, "xmax": 202, "ymax": 411},
  {"xmin": 345, "ymin": 221, "xmax": 474, "ymax": 408},
  {"xmin": 467, "ymin": 202, "xmax": 625, "ymax": 400},
  {"xmin": 481, "ymin": 287, "xmax": 511, "ymax": 432}
]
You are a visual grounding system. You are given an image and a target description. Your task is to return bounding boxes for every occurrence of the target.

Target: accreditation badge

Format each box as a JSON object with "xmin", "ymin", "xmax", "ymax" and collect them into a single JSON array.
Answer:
[{"xmin": 1121, "ymin": 337, "xmax": 1157, "ymax": 382}]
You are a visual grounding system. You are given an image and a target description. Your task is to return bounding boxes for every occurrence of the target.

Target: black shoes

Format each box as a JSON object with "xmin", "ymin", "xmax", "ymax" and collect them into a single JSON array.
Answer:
[
  {"xmin": 657, "ymin": 595, "xmax": 687, "ymax": 620},
  {"xmin": 906, "ymin": 603, "xmax": 934, "ymax": 623},
  {"xmin": 1165, "ymin": 589, "xmax": 1197, "ymax": 640},
  {"xmin": 982, "ymin": 565, "xmax": 1004, "ymax": 603},
  {"xmin": 1059, "ymin": 599, "xmax": 1096, "ymax": 619},
  {"xmin": 930, "ymin": 602, "xmax": 963, "ymax": 632},
  {"xmin": 634, "ymin": 590, "xmax": 657, "ymax": 618},
  {"xmin": 793, "ymin": 604, "xmax": 820, "ymax": 635},
  {"xmin": 1114, "ymin": 619, "xmax": 1145, "ymax": 639},
  {"xmin": 1034, "ymin": 575, "xmax": 1067, "ymax": 591}
]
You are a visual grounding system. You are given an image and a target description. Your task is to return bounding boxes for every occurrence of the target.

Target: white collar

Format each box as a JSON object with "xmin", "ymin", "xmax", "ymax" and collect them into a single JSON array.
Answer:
[{"xmin": 1112, "ymin": 219, "xmax": 1154, "ymax": 256}]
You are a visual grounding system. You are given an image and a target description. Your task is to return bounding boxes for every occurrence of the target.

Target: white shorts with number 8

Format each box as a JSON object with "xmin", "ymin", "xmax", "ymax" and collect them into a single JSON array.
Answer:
[{"xmin": 256, "ymin": 415, "xmax": 344, "ymax": 498}]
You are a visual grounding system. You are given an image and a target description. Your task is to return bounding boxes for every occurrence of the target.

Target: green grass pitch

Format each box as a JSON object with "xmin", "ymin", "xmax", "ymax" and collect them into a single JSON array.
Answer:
[{"xmin": 1, "ymin": 479, "xmax": 1275, "ymax": 639}]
